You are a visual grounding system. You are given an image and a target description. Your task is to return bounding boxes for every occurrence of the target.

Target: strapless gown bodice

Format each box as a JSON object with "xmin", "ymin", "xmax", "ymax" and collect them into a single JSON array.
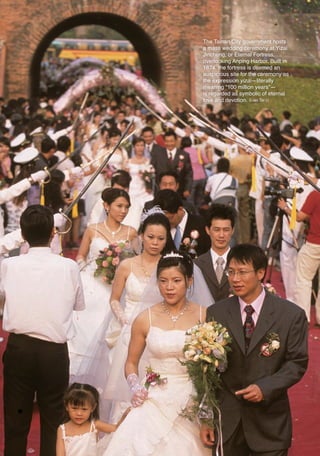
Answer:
[{"xmin": 100, "ymin": 326, "xmax": 211, "ymax": 455}]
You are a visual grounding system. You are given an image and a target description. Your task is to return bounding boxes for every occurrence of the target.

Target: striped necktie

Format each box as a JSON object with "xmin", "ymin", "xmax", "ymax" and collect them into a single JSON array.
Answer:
[
  {"xmin": 215, "ymin": 257, "xmax": 225, "ymax": 283},
  {"xmin": 243, "ymin": 305, "xmax": 255, "ymax": 349}
]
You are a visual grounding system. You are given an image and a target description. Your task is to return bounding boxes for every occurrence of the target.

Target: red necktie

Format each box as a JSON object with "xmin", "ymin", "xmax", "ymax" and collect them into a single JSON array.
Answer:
[{"xmin": 244, "ymin": 305, "xmax": 255, "ymax": 349}]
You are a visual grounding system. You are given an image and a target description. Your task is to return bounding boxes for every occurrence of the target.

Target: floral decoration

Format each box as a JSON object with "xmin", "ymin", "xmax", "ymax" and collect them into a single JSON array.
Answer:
[
  {"xmin": 102, "ymin": 163, "xmax": 117, "ymax": 180},
  {"xmin": 263, "ymin": 282, "xmax": 278, "ymax": 295},
  {"xmin": 144, "ymin": 366, "xmax": 167, "ymax": 390},
  {"xmin": 180, "ymin": 230, "xmax": 199, "ymax": 258},
  {"xmin": 94, "ymin": 241, "xmax": 134, "ymax": 284},
  {"xmin": 177, "ymin": 154, "xmax": 185, "ymax": 171},
  {"xmin": 260, "ymin": 332, "xmax": 280, "ymax": 357},
  {"xmin": 139, "ymin": 164, "xmax": 155, "ymax": 191},
  {"xmin": 180, "ymin": 320, "xmax": 232, "ymax": 427}
]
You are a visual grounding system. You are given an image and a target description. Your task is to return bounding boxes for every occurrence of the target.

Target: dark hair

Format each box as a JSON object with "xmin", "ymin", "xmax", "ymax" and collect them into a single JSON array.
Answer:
[
  {"xmin": 63, "ymin": 383, "xmax": 100, "ymax": 422},
  {"xmin": 140, "ymin": 211, "xmax": 175, "ymax": 253},
  {"xmin": 141, "ymin": 126, "xmax": 154, "ymax": 135},
  {"xmin": 206, "ymin": 203, "xmax": 236, "ymax": 228},
  {"xmin": 20, "ymin": 205, "xmax": 53, "ymax": 246},
  {"xmin": 44, "ymin": 169, "xmax": 66, "ymax": 213},
  {"xmin": 217, "ymin": 157, "xmax": 230, "ymax": 173},
  {"xmin": 109, "ymin": 128, "xmax": 122, "ymax": 138},
  {"xmin": 57, "ymin": 135, "xmax": 71, "ymax": 153},
  {"xmin": 158, "ymin": 171, "xmax": 179, "ymax": 183},
  {"xmin": 111, "ymin": 170, "xmax": 132, "ymax": 189},
  {"xmin": 154, "ymin": 189, "xmax": 182, "ymax": 213},
  {"xmin": 164, "ymin": 129, "xmax": 177, "ymax": 139},
  {"xmin": 157, "ymin": 252, "xmax": 193, "ymax": 279},
  {"xmin": 0, "ymin": 136, "xmax": 10, "ymax": 147},
  {"xmin": 101, "ymin": 187, "xmax": 130, "ymax": 206},
  {"xmin": 41, "ymin": 136, "xmax": 56, "ymax": 154},
  {"xmin": 227, "ymin": 244, "xmax": 267, "ymax": 272},
  {"xmin": 132, "ymin": 136, "xmax": 145, "ymax": 147},
  {"xmin": 180, "ymin": 136, "xmax": 192, "ymax": 149}
]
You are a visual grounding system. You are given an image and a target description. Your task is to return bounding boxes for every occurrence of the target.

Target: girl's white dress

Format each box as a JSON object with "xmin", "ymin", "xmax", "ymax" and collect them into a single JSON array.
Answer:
[
  {"xmin": 60, "ymin": 421, "xmax": 98, "ymax": 456},
  {"xmin": 99, "ymin": 310, "xmax": 211, "ymax": 455}
]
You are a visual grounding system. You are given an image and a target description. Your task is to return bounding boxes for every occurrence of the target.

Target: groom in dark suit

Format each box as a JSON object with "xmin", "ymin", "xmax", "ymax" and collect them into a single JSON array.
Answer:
[
  {"xmin": 194, "ymin": 204, "xmax": 235, "ymax": 302},
  {"xmin": 201, "ymin": 244, "xmax": 308, "ymax": 456},
  {"xmin": 150, "ymin": 129, "xmax": 193, "ymax": 198},
  {"xmin": 154, "ymin": 189, "xmax": 210, "ymax": 257}
]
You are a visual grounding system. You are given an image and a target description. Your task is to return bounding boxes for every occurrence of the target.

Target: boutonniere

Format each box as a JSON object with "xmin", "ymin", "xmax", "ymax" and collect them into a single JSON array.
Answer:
[
  {"xmin": 180, "ymin": 230, "xmax": 199, "ymax": 258},
  {"xmin": 260, "ymin": 332, "xmax": 280, "ymax": 357},
  {"xmin": 177, "ymin": 154, "xmax": 185, "ymax": 170}
]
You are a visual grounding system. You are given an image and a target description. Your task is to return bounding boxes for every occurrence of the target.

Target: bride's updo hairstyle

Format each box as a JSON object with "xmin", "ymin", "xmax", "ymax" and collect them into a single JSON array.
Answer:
[
  {"xmin": 157, "ymin": 251, "xmax": 193, "ymax": 280},
  {"xmin": 101, "ymin": 187, "xmax": 131, "ymax": 206},
  {"xmin": 140, "ymin": 208, "xmax": 175, "ymax": 254}
]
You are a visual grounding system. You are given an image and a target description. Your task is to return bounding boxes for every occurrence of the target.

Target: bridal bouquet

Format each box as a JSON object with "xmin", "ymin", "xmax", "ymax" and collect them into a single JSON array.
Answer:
[
  {"xmin": 94, "ymin": 241, "xmax": 134, "ymax": 284},
  {"xmin": 139, "ymin": 164, "xmax": 155, "ymax": 191},
  {"xmin": 180, "ymin": 230, "xmax": 199, "ymax": 258},
  {"xmin": 181, "ymin": 321, "xmax": 232, "ymax": 426}
]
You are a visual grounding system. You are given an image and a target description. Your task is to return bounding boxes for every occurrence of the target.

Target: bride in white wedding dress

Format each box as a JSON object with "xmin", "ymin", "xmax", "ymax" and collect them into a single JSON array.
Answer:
[
  {"xmin": 98, "ymin": 252, "xmax": 211, "ymax": 455},
  {"xmin": 68, "ymin": 188, "xmax": 137, "ymax": 380},
  {"xmin": 103, "ymin": 210, "xmax": 175, "ymax": 422}
]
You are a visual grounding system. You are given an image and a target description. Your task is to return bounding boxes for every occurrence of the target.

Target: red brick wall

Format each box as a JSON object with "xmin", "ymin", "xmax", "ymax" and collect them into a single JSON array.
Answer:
[{"xmin": 0, "ymin": 0, "xmax": 222, "ymax": 107}]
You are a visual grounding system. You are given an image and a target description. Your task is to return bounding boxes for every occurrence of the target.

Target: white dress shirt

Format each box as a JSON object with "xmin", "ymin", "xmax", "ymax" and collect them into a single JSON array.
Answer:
[{"xmin": 1, "ymin": 247, "xmax": 85, "ymax": 343}]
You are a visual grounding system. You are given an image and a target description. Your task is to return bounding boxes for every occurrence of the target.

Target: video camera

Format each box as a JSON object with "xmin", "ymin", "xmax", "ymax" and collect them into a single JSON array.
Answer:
[{"xmin": 264, "ymin": 178, "xmax": 303, "ymax": 199}]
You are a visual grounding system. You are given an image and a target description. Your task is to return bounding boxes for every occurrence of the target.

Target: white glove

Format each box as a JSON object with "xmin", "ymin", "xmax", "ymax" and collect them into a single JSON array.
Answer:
[
  {"xmin": 127, "ymin": 373, "xmax": 148, "ymax": 407},
  {"xmin": 110, "ymin": 299, "xmax": 129, "ymax": 326},
  {"xmin": 70, "ymin": 166, "xmax": 83, "ymax": 177},
  {"xmin": 53, "ymin": 213, "xmax": 66, "ymax": 229},
  {"xmin": 30, "ymin": 170, "xmax": 48, "ymax": 183}
]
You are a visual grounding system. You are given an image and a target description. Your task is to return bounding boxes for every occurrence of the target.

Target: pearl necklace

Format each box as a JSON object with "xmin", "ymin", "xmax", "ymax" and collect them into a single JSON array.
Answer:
[
  {"xmin": 104, "ymin": 220, "xmax": 122, "ymax": 238},
  {"xmin": 162, "ymin": 301, "xmax": 189, "ymax": 323}
]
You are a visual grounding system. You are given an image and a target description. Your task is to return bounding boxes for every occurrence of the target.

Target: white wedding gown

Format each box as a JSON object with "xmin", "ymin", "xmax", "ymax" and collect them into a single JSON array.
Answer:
[
  {"xmin": 104, "ymin": 269, "xmax": 155, "ymax": 422},
  {"xmin": 127, "ymin": 162, "xmax": 154, "ymax": 229},
  {"xmin": 68, "ymin": 236, "xmax": 115, "ymax": 379},
  {"xmin": 98, "ymin": 317, "xmax": 211, "ymax": 455}
]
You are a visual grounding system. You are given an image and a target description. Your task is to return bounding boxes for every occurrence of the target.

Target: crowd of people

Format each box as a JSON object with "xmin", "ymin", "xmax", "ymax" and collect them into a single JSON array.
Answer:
[{"xmin": 0, "ymin": 92, "xmax": 316, "ymax": 455}]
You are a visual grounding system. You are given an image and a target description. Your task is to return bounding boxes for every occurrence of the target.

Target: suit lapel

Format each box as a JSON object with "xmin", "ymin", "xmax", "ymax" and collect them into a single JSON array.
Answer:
[
  {"xmin": 226, "ymin": 297, "xmax": 247, "ymax": 354},
  {"xmin": 246, "ymin": 293, "xmax": 277, "ymax": 355}
]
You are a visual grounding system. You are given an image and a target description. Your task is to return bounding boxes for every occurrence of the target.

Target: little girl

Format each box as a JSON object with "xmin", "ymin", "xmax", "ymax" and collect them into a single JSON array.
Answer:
[{"xmin": 56, "ymin": 383, "xmax": 130, "ymax": 456}]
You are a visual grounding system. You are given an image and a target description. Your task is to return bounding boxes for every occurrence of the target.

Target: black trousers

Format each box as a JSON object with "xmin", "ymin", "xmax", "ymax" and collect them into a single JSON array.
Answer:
[
  {"xmin": 3, "ymin": 333, "xmax": 69, "ymax": 456},
  {"xmin": 221, "ymin": 421, "xmax": 288, "ymax": 456}
]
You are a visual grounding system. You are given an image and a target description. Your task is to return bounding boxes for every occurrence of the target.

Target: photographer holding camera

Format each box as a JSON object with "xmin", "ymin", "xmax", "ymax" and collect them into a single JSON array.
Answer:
[{"xmin": 277, "ymin": 147, "xmax": 319, "ymax": 307}]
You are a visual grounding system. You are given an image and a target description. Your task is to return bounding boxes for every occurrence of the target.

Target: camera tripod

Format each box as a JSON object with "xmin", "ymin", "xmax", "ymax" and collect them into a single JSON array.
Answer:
[
  {"xmin": 264, "ymin": 208, "xmax": 283, "ymax": 284},
  {"xmin": 264, "ymin": 205, "xmax": 301, "ymax": 285}
]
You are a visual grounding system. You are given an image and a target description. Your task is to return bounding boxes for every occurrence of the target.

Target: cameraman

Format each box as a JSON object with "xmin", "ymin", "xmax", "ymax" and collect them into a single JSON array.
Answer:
[{"xmin": 277, "ymin": 147, "xmax": 319, "ymax": 307}]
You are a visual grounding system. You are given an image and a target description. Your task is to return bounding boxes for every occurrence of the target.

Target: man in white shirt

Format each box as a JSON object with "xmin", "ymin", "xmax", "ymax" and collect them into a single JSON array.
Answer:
[{"xmin": 1, "ymin": 205, "xmax": 85, "ymax": 456}]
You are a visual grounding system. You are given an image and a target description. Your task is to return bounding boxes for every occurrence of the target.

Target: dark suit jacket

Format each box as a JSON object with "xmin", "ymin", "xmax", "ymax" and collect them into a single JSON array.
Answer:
[
  {"xmin": 179, "ymin": 213, "xmax": 211, "ymax": 257},
  {"xmin": 151, "ymin": 148, "xmax": 193, "ymax": 194},
  {"xmin": 206, "ymin": 293, "xmax": 308, "ymax": 452},
  {"xmin": 194, "ymin": 251, "xmax": 230, "ymax": 302}
]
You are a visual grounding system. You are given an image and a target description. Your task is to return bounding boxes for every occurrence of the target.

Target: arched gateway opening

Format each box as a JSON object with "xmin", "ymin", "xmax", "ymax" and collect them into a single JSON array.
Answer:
[{"xmin": 30, "ymin": 12, "xmax": 162, "ymax": 99}]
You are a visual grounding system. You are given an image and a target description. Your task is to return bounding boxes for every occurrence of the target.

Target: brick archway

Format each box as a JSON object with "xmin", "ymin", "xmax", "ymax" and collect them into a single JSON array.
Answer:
[
  {"xmin": 1, "ymin": 1, "xmax": 221, "ymax": 106},
  {"xmin": 30, "ymin": 12, "xmax": 163, "ymax": 99}
]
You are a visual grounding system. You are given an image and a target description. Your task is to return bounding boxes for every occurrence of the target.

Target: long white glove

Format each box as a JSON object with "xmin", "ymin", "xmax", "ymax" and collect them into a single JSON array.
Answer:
[
  {"xmin": 127, "ymin": 373, "xmax": 148, "ymax": 407},
  {"xmin": 110, "ymin": 299, "xmax": 129, "ymax": 326},
  {"xmin": 30, "ymin": 170, "xmax": 49, "ymax": 183}
]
